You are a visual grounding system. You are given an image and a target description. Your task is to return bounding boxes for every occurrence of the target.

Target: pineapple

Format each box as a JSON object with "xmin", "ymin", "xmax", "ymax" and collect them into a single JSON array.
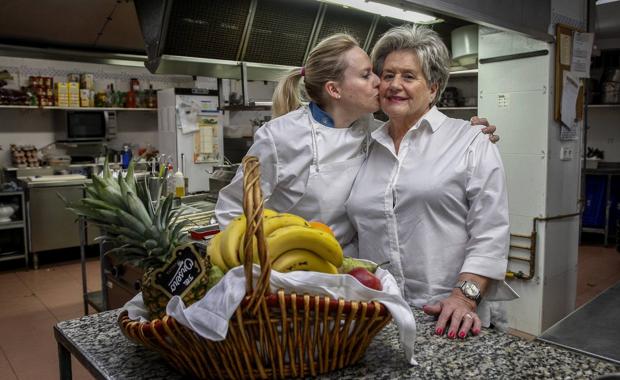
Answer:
[{"xmin": 66, "ymin": 159, "xmax": 210, "ymax": 319}]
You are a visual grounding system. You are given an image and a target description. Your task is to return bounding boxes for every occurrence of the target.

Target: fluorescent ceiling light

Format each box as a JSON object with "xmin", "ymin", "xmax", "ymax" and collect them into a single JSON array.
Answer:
[
  {"xmin": 319, "ymin": 0, "xmax": 441, "ymax": 24},
  {"xmin": 595, "ymin": 0, "xmax": 620, "ymax": 5}
]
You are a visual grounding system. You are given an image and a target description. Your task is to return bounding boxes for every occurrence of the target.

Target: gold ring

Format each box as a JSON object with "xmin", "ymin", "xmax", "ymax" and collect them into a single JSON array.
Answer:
[{"xmin": 464, "ymin": 314, "xmax": 473, "ymax": 319}]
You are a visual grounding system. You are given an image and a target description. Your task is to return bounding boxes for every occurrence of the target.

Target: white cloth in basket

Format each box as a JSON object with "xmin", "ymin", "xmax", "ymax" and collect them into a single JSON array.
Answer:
[{"xmin": 123, "ymin": 265, "xmax": 418, "ymax": 365}]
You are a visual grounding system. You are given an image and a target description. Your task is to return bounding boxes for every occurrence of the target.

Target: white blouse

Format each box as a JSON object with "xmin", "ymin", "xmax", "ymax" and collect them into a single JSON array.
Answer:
[{"xmin": 346, "ymin": 106, "xmax": 516, "ymax": 325}]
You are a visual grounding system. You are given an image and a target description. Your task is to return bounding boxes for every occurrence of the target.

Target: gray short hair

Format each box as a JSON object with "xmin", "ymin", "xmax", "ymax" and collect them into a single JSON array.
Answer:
[{"xmin": 371, "ymin": 25, "xmax": 450, "ymax": 107}]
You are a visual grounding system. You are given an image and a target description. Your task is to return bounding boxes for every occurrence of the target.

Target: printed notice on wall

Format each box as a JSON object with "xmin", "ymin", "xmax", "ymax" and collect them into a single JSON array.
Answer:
[
  {"xmin": 571, "ymin": 32, "xmax": 594, "ymax": 78},
  {"xmin": 561, "ymin": 71, "xmax": 581, "ymax": 130},
  {"xmin": 193, "ymin": 112, "xmax": 222, "ymax": 163},
  {"xmin": 560, "ymin": 34, "xmax": 572, "ymax": 66}
]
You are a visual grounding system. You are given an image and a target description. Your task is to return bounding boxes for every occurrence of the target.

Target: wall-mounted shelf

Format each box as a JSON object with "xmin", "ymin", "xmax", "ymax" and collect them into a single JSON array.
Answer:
[
  {"xmin": 0, "ymin": 105, "xmax": 156, "ymax": 112},
  {"xmin": 449, "ymin": 68, "xmax": 478, "ymax": 77},
  {"xmin": 587, "ymin": 104, "xmax": 620, "ymax": 108},
  {"xmin": 0, "ymin": 220, "xmax": 25, "ymax": 231},
  {"xmin": 438, "ymin": 107, "xmax": 478, "ymax": 110},
  {"xmin": 222, "ymin": 105, "xmax": 271, "ymax": 111}
]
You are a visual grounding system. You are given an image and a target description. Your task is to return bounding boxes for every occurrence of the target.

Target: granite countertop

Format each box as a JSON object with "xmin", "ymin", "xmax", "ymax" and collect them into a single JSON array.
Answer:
[{"xmin": 55, "ymin": 308, "xmax": 620, "ymax": 379}]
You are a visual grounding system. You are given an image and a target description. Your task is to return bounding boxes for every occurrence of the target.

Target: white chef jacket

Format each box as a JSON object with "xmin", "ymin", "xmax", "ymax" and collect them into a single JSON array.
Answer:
[
  {"xmin": 215, "ymin": 106, "xmax": 375, "ymax": 248},
  {"xmin": 346, "ymin": 106, "xmax": 517, "ymax": 326}
]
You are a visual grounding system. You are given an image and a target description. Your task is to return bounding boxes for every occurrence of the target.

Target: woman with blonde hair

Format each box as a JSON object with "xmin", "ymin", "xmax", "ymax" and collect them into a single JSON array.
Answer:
[
  {"xmin": 216, "ymin": 33, "xmax": 380, "ymax": 251},
  {"xmin": 215, "ymin": 32, "xmax": 496, "ymax": 253}
]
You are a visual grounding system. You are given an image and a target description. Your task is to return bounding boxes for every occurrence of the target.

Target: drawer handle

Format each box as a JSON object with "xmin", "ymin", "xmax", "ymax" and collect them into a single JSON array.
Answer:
[{"xmin": 110, "ymin": 265, "xmax": 125, "ymax": 278}]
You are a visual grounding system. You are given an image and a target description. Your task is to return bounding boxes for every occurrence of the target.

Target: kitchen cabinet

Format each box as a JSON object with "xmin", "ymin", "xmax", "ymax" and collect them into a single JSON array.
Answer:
[
  {"xmin": 0, "ymin": 190, "xmax": 28, "ymax": 266},
  {"xmin": 27, "ymin": 183, "xmax": 84, "ymax": 268}
]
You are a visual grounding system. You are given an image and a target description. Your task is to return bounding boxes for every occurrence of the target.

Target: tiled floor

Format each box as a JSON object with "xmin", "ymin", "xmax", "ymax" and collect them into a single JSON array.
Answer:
[
  {"xmin": 0, "ymin": 244, "xmax": 618, "ymax": 379},
  {"xmin": 0, "ymin": 257, "xmax": 100, "ymax": 380},
  {"xmin": 576, "ymin": 244, "xmax": 620, "ymax": 308}
]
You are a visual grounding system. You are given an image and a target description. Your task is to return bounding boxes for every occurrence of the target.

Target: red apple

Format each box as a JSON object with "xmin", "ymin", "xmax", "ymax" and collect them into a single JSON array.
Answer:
[{"xmin": 348, "ymin": 267, "xmax": 383, "ymax": 291}]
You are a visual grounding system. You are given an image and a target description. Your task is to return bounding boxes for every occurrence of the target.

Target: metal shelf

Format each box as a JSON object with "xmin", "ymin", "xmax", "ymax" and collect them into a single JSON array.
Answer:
[
  {"xmin": 0, "ymin": 220, "xmax": 25, "ymax": 230},
  {"xmin": 587, "ymin": 104, "xmax": 620, "ymax": 108},
  {"xmin": 582, "ymin": 227, "xmax": 605, "ymax": 234},
  {"xmin": 449, "ymin": 68, "xmax": 478, "ymax": 77},
  {"xmin": 0, "ymin": 105, "xmax": 156, "ymax": 111},
  {"xmin": 438, "ymin": 106, "xmax": 478, "ymax": 110},
  {"xmin": 0, "ymin": 251, "xmax": 26, "ymax": 262}
]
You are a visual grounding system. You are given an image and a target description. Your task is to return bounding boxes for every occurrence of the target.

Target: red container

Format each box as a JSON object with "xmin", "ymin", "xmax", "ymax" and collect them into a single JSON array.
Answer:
[{"xmin": 189, "ymin": 226, "xmax": 219, "ymax": 240}]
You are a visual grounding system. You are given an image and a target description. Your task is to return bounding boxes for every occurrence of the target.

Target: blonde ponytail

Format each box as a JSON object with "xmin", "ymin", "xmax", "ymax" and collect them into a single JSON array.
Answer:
[
  {"xmin": 271, "ymin": 33, "xmax": 359, "ymax": 119},
  {"xmin": 271, "ymin": 69, "xmax": 304, "ymax": 118}
]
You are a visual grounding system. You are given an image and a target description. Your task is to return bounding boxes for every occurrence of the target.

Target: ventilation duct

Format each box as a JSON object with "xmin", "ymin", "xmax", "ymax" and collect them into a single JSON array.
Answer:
[{"xmin": 133, "ymin": 0, "xmax": 415, "ymax": 80}]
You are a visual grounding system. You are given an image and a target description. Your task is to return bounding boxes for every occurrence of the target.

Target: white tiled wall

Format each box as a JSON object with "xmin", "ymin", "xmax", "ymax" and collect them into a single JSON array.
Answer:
[
  {"xmin": 479, "ymin": 27, "xmax": 557, "ymax": 335},
  {"xmin": 0, "ymin": 55, "xmax": 195, "ymax": 167},
  {"xmin": 0, "ymin": 108, "xmax": 159, "ymax": 167},
  {"xmin": 478, "ymin": 0, "xmax": 586, "ymax": 336}
]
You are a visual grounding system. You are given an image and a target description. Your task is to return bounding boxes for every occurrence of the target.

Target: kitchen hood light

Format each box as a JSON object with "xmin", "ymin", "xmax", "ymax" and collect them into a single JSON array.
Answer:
[{"xmin": 319, "ymin": 0, "xmax": 440, "ymax": 24}]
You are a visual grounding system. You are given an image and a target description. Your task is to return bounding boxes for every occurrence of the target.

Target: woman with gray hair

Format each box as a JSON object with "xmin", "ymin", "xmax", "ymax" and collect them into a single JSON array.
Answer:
[{"xmin": 346, "ymin": 24, "xmax": 517, "ymax": 340}]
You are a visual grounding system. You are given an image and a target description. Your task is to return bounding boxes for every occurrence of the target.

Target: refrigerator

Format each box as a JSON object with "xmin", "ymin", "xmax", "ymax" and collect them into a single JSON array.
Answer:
[{"xmin": 158, "ymin": 88, "xmax": 224, "ymax": 193}]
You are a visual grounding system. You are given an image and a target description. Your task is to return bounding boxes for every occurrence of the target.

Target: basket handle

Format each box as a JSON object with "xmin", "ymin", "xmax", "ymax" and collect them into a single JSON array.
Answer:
[{"xmin": 241, "ymin": 156, "xmax": 271, "ymax": 314}]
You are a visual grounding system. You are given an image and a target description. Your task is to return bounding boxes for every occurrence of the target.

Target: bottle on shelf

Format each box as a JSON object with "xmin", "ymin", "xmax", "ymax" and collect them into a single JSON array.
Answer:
[
  {"xmin": 146, "ymin": 85, "xmax": 157, "ymax": 109},
  {"xmin": 174, "ymin": 169, "xmax": 185, "ymax": 198},
  {"xmin": 120, "ymin": 145, "xmax": 133, "ymax": 169},
  {"xmin": 126, "ymin": 78, "xmax": 140, "ymax": 108},
  {"xmin": 166, "ymin": 164, "xmax": 176, "ymax": 196},
  {"xmin": 106, "ymin": 84, "xmax": 115, "ymax": 107}
]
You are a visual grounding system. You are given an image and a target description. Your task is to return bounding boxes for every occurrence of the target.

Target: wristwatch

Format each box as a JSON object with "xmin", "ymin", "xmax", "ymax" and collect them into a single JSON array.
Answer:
[{"xmin": 455, "ymin": 280, "xmax": 482, "ymax": 305}]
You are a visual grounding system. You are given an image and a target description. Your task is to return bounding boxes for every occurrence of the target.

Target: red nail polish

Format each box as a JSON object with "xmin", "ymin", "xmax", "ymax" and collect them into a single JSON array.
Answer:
[
  {"xmin": 459, "ymin": 331, "xmax": 466, "ymax": 338},
  {"xmin": 472, "ymin": 328, "xmax": 480, "ymax": 335},
  {"xmin": 435, "ymin": 328, "xmax": 443, "ymax": 335},
  {"xmin": 448, "ymin": 331, "xmax": 455, "ymax": 339}
]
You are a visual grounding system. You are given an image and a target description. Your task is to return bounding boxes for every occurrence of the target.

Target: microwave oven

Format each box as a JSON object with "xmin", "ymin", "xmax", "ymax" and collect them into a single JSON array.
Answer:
[{"xmin": 54, "ymin": 110, "xmax": 117, "ymax": 142}]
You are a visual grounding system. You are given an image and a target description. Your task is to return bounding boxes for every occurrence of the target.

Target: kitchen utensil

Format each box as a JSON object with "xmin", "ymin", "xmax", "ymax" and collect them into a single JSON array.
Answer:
[
  {"xmin": 603, "ymin": 68, "xmax": 620, "ymax": 83},
  {"xmin": 0, "ymin": 203, "xmax": 18, "ymax": 223},
  {"xmin": 601, "ymin": 81, "xmax": 620, "ymax": 104}
]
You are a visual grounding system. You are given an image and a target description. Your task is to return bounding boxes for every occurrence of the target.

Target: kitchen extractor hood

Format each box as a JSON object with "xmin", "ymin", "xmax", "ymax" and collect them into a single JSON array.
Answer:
[
  {"xmin": 133, "ymin": 0, "xmax": 440, "ymax": 81},
  {"xmin": 595, "ymin": 0, "xmax": 620, "ymax": 40}
]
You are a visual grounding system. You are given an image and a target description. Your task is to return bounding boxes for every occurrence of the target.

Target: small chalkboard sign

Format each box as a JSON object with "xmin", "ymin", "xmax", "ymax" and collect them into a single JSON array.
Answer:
[{"xmin": 153, "ymin": 244, "xmax": 205, "ymax": 298}]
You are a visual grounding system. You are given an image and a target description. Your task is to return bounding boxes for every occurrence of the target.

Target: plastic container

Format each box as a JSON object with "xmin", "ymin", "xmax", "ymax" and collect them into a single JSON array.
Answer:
[
  {"xmin": 174, "ymin": 171, "xmax": 185, "ymax": 197},
  {"xmin": 166, "ymin": 166, "xmax": 175, "ymax": 196},
  {"xmin": 451, "ymin": 25, "xmax": 478, "ymax": 67}
]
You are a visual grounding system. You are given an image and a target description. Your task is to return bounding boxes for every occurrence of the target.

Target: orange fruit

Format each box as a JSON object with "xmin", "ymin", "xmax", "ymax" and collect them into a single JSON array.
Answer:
[{"xmin": 309, "ymin": 221, "xmax": 335, "ymax": 236}]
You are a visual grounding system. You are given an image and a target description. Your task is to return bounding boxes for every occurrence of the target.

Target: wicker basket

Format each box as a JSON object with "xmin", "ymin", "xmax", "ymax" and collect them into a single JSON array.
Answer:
[{"xmin": 118, "ymin": 156, "xmax": 392, "ymax": 379}]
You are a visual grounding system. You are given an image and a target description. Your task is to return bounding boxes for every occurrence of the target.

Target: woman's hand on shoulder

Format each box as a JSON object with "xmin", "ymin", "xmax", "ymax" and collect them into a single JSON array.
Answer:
[
  {"xmin": 422, "ymin": 290, "xmax": 482, "ymax": 340},
  {"xmin": 470, "ymin": 116, "xmax": 499, "ymax": 144}
]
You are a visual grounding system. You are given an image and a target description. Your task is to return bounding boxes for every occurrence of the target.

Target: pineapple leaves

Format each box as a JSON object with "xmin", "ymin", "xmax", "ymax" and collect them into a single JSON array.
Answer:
[
  {"xmin": 102, "ymin": 155, "xmax": 112, "ymax": 181},
  {"xmin": 114, "ymin": 209, "xmax": 148, "ymax": 235},
  {"xmin": 65, "ymin": 159, "xmax": 194, "ymax": 271},
  {"xmin": 125, "ymin": 159, "xmax": 137, "ymax": 193}
]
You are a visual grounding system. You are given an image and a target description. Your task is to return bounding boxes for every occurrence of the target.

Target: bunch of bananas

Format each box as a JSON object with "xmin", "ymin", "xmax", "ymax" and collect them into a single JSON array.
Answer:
[{"xmin": 208, "ymin": 210, "xmax": 343, "ymax": 275}]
